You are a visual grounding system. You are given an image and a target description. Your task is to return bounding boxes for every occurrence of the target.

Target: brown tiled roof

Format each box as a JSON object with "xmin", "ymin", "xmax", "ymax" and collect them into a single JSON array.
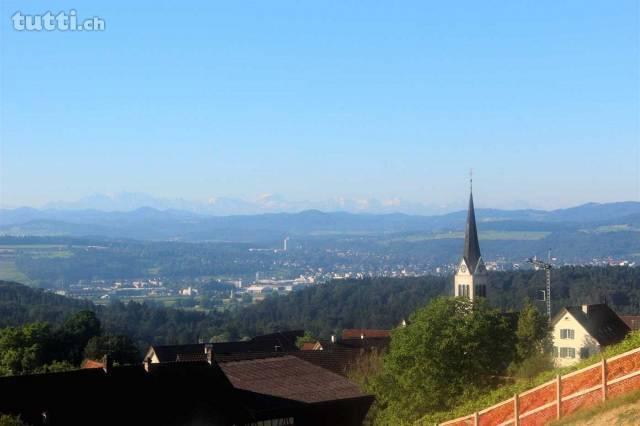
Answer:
[
  {"xmin": 219, "ymin": 355, "xmax": 367, "ymax": 403},
  {"xmin": 620, "ymin": 315, "xmax": 640, "ymax": 331},
  {"xmin": 293, "ymin": 349, "xmax": 357, "ymax": 376},
  {"xmin": 293, "ymin": 338, "xmax": 389, "ymax": 376},
  {"xmin": 300, "ymin": 342, "xmax": 317, "ymax": 351},
  {"xmin": 342, "ymin": 329, "xmax": 391, "ymax": 339},
  {"xmin": 80, "ymin": 359, "xmax": 103, "ymax": 369}
]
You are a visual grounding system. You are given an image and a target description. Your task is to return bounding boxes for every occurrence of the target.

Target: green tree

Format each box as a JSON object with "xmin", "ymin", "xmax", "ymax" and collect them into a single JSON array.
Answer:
[
  {"xmin": 295, "ymin": 331, "xmax": 316, "ymax": 349},
  {"xmin": 509, "ymin": 302, "xmax": 553, "ymax": 379},
  {"xmin": 59, "ymin": 310, "xmax": 102, "ymax": 363},
  {"xmin": 515, "ymin": 302, "xmax": 549, "ymax": 362},
  {"xmin": 370, "ymin": 297, "xmax": 516, "ymax": 425},
  {"xmin": 83, "ymin": 334, "xmax": 140, "ymax": 365},
  {"xmin": 0, "ymin": 414, "xmax": 27, "ymax": 426},
  {"xmin": 61, "ymin": 310, "xmax": 101, "ymax": 343},
  {"xmin": 0, "ymin": 323, "xmax": 51, "ymax": 375}
]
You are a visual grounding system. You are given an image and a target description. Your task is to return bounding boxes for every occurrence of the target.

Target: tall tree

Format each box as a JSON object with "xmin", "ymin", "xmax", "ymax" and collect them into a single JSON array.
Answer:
[
  {"xmin": 370, "ymin": 297, "xmax": 516, "ymax": 424},
  {"xmin": 515, "ymin": 302, "xmax": 549, "ymax": 362},
  {"xmin": 58, "ymin": 310, "xmax": 102, "ymax": 363},
  {"xmin": 83, "ymin": 334, "xmax": 139, "ymax": 365}
]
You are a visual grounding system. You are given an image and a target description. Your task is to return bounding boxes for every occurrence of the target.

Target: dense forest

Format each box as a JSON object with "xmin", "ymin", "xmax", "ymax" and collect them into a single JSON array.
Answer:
[{"xmin": 1, "ymin": 266, "xmax": 639, "ymax": 349}]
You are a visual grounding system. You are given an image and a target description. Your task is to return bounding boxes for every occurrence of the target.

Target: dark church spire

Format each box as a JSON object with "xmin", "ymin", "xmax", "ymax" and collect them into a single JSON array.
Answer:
[{"xmin": 463, "ymin": 178, "xmax": 482, "ymax": 273}]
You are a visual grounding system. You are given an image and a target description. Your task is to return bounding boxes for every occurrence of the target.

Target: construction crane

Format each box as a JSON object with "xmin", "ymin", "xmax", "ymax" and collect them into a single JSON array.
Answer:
[{"xmin": 527, "ymin": 250, "xmax": 553, "ymax": 321}]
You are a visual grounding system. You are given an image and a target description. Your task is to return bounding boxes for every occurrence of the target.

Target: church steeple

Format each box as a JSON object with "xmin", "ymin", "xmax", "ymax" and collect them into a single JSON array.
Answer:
[
  {"xmin": 454, "ymin": 174, "xmax": 487, "ymax": 300},
  {"xmin": 463, "ymin": 190, "xmax": 482, "ymax": 274}
]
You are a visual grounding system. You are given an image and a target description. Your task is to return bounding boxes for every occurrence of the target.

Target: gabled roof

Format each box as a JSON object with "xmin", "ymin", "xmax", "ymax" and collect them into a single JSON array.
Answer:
[
  {"xmin": 81, "ymin": 359, "xmax": 104, "ymax": 369},
  {"xmin": 148, "ymin": 343, "xmax": 204, "ymax": 363},
  {"xmin": 342, "ymin": 329, "xmax": 391, "ymax": 339},
  {"xmin": 463, "ymin": 191, "xmax": 482, "ymax": 274},
  {"xmin": 294, "ymin": 337, "xmax": 390, "ymax": 376},
  {"xmin": 553, "ymin": 304, "xmax": 630, "ymax": 346},
  {"xmin": 148, "ymin": 330, "xmax": 304, "ymax": 363},
  {"xmin": 300, "ymin": 342, "xmax": 317, "ymax": 351},
  {"xmin": 0, "ymin": 350, "xmax": 374, "ymax": 425},
  {"xmin": 620, "ymin": 315, "xmax": 640, "ymax": 331},
  {"xmin": 218, "ymin": 355, "xmax": 368, "ymax": 404}
]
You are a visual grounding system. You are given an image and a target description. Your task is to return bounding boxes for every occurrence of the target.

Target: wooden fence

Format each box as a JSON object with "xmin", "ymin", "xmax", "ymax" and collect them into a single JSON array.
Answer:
[{"xmin": 436, "ymin": 346, "xmax": 640, "ymax": 426}]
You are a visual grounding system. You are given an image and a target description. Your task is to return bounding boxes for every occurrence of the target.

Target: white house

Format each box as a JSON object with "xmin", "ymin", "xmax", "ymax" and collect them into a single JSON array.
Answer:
[{"xmin": 551, "ymin": 304, "xmax": 630, "ymax": 367}]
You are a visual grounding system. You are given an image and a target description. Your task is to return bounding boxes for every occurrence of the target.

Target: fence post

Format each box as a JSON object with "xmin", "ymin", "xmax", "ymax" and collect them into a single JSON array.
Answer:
[
  {"xmin": 474, "ymin": 411, "xmax": 479, "ymax": 426},
  {"xmin": 556, "ymin": 374, "xmax": 562, "ymax": 419},
  {"xmin": 602, "ymin": 357, "xmax": 608, "ymax": 402},
  {"xmin": 513, "ymin": 393, "xmax": 520, "ymax": 426}
]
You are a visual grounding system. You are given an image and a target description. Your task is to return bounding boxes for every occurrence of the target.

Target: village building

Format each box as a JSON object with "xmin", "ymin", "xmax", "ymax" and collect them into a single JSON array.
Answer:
[
  {"xmin": 551, "ymin": 304, "xmax": 630, "ymax": 366},
  {"xmin": 0, "ymin": 331, "xmax": 373, "ymax": 426}
]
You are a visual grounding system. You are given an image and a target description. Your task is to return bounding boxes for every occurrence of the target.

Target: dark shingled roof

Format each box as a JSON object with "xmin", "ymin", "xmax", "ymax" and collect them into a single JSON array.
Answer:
[
  {"xmin": 293, "ymin": 338, "xmax": 390, "ymax": 376},
  {"xmin": 463, "ymin": 191, "xmax": 482, "ymax": 274},
  {"xmin": 620, "ymin": 315, "xmax": 640, "ymax": 331},
  {"xmin": 555, "ymin": 304, "xmax": 631, "ymax": 346},
  {"xmin": 219, "ymin": 355, "xmax": 366, "ymax": 404},
  {"xmin": 342, "ymin": 329, "xmax": 391, "ymax": 339},
  {"xmin": 150, "ymin": 330, "xmax": 303, "ymax": 363},
  {"xmin": 0, "ymin": 356, "xmax": 374, "ymax": 425}
]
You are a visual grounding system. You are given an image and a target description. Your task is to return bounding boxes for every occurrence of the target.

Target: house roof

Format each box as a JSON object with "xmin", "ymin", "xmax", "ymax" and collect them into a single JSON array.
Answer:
[
  {"xmin": 148, "ymin": 330, "xmax": 304, "ymax": 362},
  {"xmin": 554, "ymin": 304, "xmax": 630, "ymax": 346},
  {"xmin": 293, "ymin": 349, "xmax": 357, "ymax": 376},
  {"xmin": 463, "ymin": 191, "xmax": 482, "ymax": 274},
  {"xmin": 342, "ymin": 329, "xmax": 391, "ymax": 339},
  {"xmin": 0, "ymin": 349, "xmax": 374, "ymax": 425},
  {"xmin": 328, "ymin": 337, "xmax": 390, "ymax": 350},
  {"xmin": 218, "ymin": 355, "xmax": 367, "ymax": 404},
  {"xmin": 0, "ymin": 361, "xmax": 238, "ymax": 426},
  {"xmin": 81, "ymin": 359, "xmax": 104, "ymax": 369},
  {"xmin": 300, "ymin": 342, "xmax": 317, "ymax": 351},
  {"xmin": 620, "ymin": 315, "xmax": 640, "ymax": 331},
  {"xmin": 293, "ymin": 337, "xmax": 390, "ymax": 376}
]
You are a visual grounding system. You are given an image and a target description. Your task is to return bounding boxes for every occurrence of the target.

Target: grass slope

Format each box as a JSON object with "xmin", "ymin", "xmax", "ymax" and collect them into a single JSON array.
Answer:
[{"xmin": 550, "ymin": 389, "xmax": 640, "ymax": 426}]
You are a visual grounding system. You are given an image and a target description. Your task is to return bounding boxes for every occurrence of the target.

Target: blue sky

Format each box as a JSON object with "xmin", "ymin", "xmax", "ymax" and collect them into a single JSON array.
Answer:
[{"xmin": 1, "ymin": 1, "xmax": 638, "ymax": 211}]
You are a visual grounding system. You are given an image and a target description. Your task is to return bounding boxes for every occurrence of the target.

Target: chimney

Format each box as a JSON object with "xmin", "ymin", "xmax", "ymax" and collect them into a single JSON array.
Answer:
[
  {"xmin": 204, "ymin": 343, "xmax": 214, "ymax": 365},
  {"xmin": 582, "ymin": 304, "xmax": 589, "ymax": 315},
  {"xmin": 102, "ymin": 354, "xmax": 113, "ymax": 374},
  {"xmin": 331, "ymin": 335, "xmax": 336, "ymax": 344}
]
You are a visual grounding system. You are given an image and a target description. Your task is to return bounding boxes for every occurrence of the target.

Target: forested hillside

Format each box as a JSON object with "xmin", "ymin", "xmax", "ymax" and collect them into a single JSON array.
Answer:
[
  {"xmin": 0, "ymin": 281, "xmax": 93, "ymax": 327},
  {"xmin": 2, "ymin": 266, "xmax": 639, "ymax": 345}
]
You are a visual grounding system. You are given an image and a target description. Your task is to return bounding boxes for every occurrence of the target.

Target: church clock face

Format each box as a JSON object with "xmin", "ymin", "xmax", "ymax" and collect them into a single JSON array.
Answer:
[{"xmin": 460, "ymin": 265, "xmax": 467, "ymax": 273}]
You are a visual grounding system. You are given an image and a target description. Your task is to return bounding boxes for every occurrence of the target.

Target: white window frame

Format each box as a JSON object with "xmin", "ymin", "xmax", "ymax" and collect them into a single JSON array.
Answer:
[{"xmin": 560, "ymin": 329, "xmax": 575, "ymax": 339}]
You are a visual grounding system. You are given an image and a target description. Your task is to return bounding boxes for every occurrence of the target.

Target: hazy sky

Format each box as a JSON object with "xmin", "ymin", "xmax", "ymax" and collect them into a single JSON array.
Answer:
[{"xmin": 1, "ymin": 1, "xmax": 639, "ymax": 210}]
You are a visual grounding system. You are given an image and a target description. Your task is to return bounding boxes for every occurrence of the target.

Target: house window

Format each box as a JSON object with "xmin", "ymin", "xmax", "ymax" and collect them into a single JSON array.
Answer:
[
  {"xmin": 560, "ymin": 347, "xmax": 576, "ymax": 358},
  {"xmin": 580, "ymin": 348, "xmax": 589, "ymax": 359},
  {"xmin": 475, "ymin": 285, "xmax": 486, "ymax": 298},
  {"xmin": 560, "ymin": 329, "xmax": 575, "ymax": 339}
]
